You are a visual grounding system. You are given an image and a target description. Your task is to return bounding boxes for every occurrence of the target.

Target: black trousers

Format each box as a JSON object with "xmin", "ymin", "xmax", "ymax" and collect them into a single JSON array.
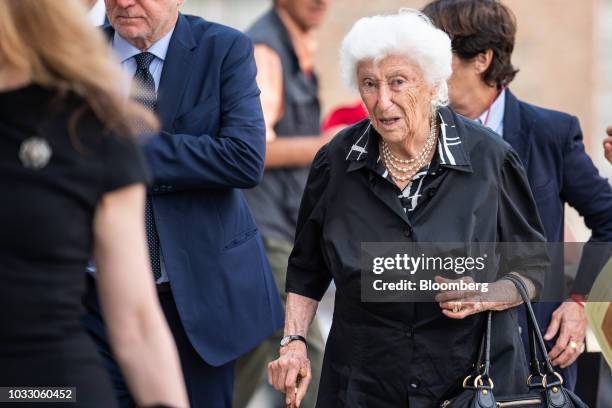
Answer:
[{"xmin": 83, "ymin": 276, "xmax": 234, "ymax": 408}]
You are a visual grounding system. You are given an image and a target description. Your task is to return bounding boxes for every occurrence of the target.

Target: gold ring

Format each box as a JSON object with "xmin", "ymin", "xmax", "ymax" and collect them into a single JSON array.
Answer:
[
  {"xmin": 299, "ymin": 368, "xmax": 307, "ymax": 378},
  {"xmin": 452, "ymin": 302, "xmax": 462, "ymax": 313},
  {"xmin": 569, "ymin": 340, "xmax": 578, "ymax": 350}
]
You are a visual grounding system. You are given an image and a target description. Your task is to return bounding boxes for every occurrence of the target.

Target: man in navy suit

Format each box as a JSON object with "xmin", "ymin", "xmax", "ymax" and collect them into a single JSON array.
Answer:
[
  {"xmin": 83, "ymin": 1, "xmax": 284, "ymax": 406},
  {"xmin": 423, "ymin": 0, "xmax": 612, "ymax": 390}
]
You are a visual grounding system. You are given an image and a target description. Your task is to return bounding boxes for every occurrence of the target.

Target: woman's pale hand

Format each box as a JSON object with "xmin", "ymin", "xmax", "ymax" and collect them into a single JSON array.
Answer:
[
  {"xmin": 435, "ymin": 275, "xmax": 519, "ymax": 319},
  {"xmin": 268, "ymin": 341, "xmax": 311, "ymax": 408}
]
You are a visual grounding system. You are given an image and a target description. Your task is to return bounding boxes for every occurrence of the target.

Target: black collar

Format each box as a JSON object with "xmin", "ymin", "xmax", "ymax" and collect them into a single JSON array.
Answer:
[{"xmin": 346, "ymin": 107, "xmax": 472, "ymax": 174}]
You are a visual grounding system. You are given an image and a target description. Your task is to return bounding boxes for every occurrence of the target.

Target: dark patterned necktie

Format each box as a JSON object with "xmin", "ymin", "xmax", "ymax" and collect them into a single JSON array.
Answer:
[
  {"xmin": 133, "ymin": 52, "xmax": 157, "ymax": 110},
  {"xmin": 133, "ymin": 52, "xmax": 161, "ymax": 281}
]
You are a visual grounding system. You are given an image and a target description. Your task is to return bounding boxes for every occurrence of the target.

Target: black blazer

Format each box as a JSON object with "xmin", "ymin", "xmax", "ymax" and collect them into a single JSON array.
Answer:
[{"xmin": 286, "ymin": 107, "xmax": 547, "ymax": 404}]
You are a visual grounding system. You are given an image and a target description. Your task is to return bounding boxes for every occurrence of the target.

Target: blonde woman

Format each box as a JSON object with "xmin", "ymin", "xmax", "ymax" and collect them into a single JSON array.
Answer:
[{"xmin": 0, "ymin": 1, "xmax": 188, "ymax": 407}]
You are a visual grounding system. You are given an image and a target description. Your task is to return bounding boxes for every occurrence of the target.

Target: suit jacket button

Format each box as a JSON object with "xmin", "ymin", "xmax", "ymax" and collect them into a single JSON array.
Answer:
[
  {"xmin": 152, "ymin": 185, "xmax": 160, "ymax": 192},
  {"xmin": 403, "ymin": 227, "xmax": 413, "ymax": 238}
]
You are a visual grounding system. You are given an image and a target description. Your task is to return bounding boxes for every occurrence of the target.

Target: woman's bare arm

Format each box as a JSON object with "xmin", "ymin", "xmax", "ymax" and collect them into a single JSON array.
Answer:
[
  {"xmin": 268, "ymin": 292, "xmax": 319, "ymax": 408},
  {"xmin": 436, "ymin": 272, "xmax": 537, "ymax": 319},
  {"xmin": 93, "ymin": 184, "xmax": 188, "ymax": 408}
]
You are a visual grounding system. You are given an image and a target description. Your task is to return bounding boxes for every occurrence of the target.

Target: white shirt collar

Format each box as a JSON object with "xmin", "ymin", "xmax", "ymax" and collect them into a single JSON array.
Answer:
[
  {"xmin": 87, "ymin": 0, "xmax": 107, "ymax": 26},
  {"xmin": 478, "ymin": 88, "xmax": 506, "ymax": 136},
  {"xmin": 112, "ymin": 25, "xmax": 175, "ymax": 63}
]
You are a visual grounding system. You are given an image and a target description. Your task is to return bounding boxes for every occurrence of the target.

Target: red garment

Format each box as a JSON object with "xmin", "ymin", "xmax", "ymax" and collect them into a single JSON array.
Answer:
[{"xmin": 322, "ymin": 100, "xmax": 368, "ymax": 132}]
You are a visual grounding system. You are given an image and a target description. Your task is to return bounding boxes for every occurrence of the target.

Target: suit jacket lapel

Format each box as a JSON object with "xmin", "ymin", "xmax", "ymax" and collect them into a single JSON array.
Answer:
[
  {"xmin": 156, "ymin": 14, "xmax": 197, "ymax": 132},
  {"xmin": 503, "ymin": 89, "xmax": 534, "ymax": 167}
]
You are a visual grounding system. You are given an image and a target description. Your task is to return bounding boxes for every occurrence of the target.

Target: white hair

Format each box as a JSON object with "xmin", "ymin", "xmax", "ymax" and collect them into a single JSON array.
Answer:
[{"xmin": 340, "ymin": 9, "xmax": 452, "ymax": 106}]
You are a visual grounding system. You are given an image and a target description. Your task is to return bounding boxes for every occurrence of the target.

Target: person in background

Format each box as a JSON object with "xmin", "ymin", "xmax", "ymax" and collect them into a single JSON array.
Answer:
[
  {"xmin": 593, "ymin": 124, "xmax": 612, "ymax": 406},
  {"xmin": 82, "ymin": 0, "xmax": 284, "ymax": 407},
  {"xmin": 0, "ymin": 0, "xmax": 187, "ymax": 407},
  {"xmin": 423, "ymin": 0, "xmax": 612, "ymax": 390},
  {"xmin": 321, "ymin": 100, "xmax": 368, "ymax": 133},
  {"xmin": 603, "ymin": 126, "xmax": 612, "ymax": 164},
  {"xmin": 237, "ymin": 1, "xmax": 332, "ymax": 407}
]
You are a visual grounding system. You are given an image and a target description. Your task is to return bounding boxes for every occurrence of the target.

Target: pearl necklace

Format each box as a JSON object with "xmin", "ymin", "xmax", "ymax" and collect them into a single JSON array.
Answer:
[{"xmin": 381, "ymin": 114, "xmax": 438, "ymax": 182}]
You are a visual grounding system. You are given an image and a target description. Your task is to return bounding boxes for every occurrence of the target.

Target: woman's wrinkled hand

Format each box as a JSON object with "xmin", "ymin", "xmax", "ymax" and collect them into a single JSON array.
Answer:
[
  {"xmin": 268, "ymin": 341, "xmax": 311, "ymax": 408},
  {"xmin": 435, "ymin": 275, "xmax": 520, "ymax": 319}
]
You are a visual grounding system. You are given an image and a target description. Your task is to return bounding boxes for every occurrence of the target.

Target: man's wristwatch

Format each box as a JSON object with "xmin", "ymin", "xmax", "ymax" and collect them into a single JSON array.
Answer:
[{"xmin": 280, "ymin": 334, "xmax": 307, "ymax": 348}]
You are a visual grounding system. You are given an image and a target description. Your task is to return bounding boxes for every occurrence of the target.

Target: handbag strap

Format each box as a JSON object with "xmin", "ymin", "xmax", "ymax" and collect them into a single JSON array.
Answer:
[
  {"xmin": 503, "ymin": 274, "xmax": 558, "ymax": 378},
  {"xmin": 462, "ymin": 274, "xmax": 563, "ymax": 392},
  {"xmin": 475, "ymin": 316, "xmax": 488, "ymax": 374},
  {"xmin": 526, "ymin": 301, "xmax": 545, "ymax": 384},
  {"xmin": 504, "ymin": 274, "xmax": 544, "ymax": 382},
  {"xmin": 466, "ymin": 311, "xmax": 493, "ymax": 388},
  {"xmin": 481, "ymin": 311, "xmax": 492, "ymax": 379}
]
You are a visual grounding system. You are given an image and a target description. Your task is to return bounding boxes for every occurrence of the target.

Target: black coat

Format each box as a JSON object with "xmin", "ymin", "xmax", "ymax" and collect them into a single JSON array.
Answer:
[{"xmin": 286, "ymin": 107, "xmax": 548, "ymax": 406}]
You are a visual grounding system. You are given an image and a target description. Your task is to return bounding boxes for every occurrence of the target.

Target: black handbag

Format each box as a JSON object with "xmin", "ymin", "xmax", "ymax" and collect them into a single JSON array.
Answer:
[{"xmin": 440, "ymin": 274, "xmax": 588, "ymax": 408}]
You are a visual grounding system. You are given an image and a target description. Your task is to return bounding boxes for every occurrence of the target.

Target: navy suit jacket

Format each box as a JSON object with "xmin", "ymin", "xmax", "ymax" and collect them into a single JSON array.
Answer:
[
  {"xmin": 104, "ymin": 14, "xmax": 284, "ymax": 366},
  {"xmin": 503, "ymin": 89, "xmax": 612, "ymax": 322}
]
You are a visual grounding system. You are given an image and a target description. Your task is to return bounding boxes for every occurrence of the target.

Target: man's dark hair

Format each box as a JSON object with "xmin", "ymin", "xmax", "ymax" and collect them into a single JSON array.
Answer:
[{"xmin": 422, "ymin": 0, "xmax": 519, "ymax": 88}]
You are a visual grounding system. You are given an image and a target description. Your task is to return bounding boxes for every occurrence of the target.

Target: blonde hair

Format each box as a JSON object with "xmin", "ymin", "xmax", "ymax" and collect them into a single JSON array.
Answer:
[{"xmin": 0, "ymin": 0, "xmax": 158, "ymax": 136}]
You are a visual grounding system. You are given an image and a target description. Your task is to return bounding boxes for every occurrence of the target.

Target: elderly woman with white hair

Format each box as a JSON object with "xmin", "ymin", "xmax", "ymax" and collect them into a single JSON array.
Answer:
[{"xmin": 268, "ymin": 10, "xmax": 548, "ymax": 407}]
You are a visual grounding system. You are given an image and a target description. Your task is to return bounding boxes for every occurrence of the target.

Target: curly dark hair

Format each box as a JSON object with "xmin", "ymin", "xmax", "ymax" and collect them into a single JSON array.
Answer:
[{"xmin": 422, "ymin": 0, "xmax": 519, "ymax": 89}]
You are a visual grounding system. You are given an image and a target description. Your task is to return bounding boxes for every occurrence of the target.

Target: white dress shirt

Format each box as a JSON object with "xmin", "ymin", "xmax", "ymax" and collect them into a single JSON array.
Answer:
[
  {"xmin": 112, "ymin": 28, "xmax": 175, "ymax": 92},
  {"xmin": 112, "ymin": 29, "xmax": 176, "ymax": 284},
  {"xmin": 87, "ymin": 0, "xmax": 107, "ymax": 26},
  {"xmin": 477, "ymin": 88, "xmax": 506, "ymax": 137}
]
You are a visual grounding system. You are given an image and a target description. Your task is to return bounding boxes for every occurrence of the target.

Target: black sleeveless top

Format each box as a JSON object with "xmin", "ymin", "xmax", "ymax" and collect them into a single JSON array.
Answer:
[
  {"xmin": 0, "ymin": 84, "xmax": 148, "ymax": 406},
  {"xmin": 244, "ymin": 9, "xmax": 322, "ymax": 243}
]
